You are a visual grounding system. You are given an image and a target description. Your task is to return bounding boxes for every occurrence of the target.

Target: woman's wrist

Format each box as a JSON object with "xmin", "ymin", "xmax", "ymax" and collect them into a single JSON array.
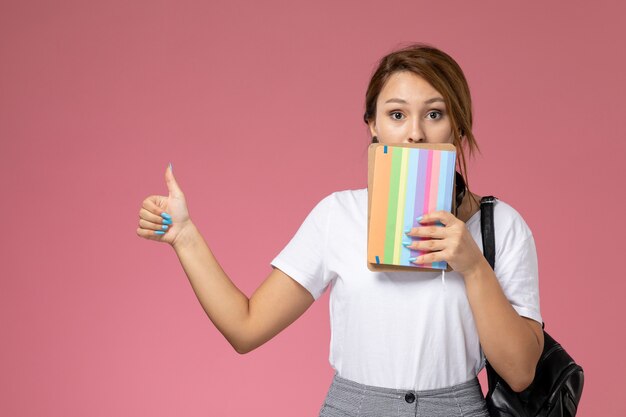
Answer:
[
  {"xmin": 459, "ymin": 256, "xmax": 492, "ymax": 283},
  {"xmin": 171, "ymin": 220, "xmax": 199, "ymax": 251}
]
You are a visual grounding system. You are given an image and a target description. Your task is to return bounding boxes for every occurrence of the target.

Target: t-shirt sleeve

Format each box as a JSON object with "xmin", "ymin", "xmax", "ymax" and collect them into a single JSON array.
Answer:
[
  {"xmin": 270, "ymin": 194, "xmax": 335, "ymax": 301},
  {"xmin": 493, "ymin": 204, "xmax": 543, "ymax": 325}
]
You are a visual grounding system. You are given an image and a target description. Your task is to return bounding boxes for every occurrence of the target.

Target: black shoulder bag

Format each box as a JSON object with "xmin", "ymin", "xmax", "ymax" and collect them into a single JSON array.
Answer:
[{"xmin": 479, "ymin": 196, "xmax": 585, "ymax": 417}]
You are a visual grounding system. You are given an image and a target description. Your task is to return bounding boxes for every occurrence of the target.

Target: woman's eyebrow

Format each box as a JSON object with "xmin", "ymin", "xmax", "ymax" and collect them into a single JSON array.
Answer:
[
  {"xmin": 384, "ymin": 97, "xmax": 445, "ymax": 104},
  {"xmin": 385, "ymin": 98, "xmax": 409, "ymax": 104}
]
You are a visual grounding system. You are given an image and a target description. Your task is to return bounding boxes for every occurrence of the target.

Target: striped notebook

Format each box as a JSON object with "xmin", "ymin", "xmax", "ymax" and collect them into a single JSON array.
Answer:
[{"xmin": 367, "ymin": 143, "xmax": 457, "ymax": 272}]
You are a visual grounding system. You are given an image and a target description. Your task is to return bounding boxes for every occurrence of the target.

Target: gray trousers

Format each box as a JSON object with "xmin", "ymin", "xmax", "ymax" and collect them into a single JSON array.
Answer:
[{"xmin": 319, "ymin": 373, "xmax": 490, "ymax": 417}]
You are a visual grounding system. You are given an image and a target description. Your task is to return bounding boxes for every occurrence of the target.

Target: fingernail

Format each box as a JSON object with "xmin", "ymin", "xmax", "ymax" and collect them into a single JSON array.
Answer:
[
  {"xmin": 161, "ymin": 212, "xmax": 171, "ymax": 219},
  {"xmin": 155, "ymin": 230, "xmax": 165, "ymax": 235},
  {"xmin": 402, "ymin": 241, "xmax": 412, "ymax": 247},
  {"xmin": 161, "ymin": 225, "xmax": 169, "ymax": 230},
  {"xmin": 162, "ymin": 219, "xmax": 172, "ymax": 225},
  {"xmin": 408, "ymin": 257, "xmax": 417, "ymax": 262},
  {"xmin": 416, "ymin": 215, "xmax": 424, "ymax": 222},
  {"xmin": 404, "ymin": 227, "xmax": 411, "ymax": 234},
  {"xmin": 169, "ymin": 162, "xmax": 173, "ymax": 173}
]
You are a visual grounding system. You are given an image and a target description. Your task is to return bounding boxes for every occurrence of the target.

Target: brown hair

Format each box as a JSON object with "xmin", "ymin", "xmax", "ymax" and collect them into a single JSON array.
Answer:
[{"xmin": 364, "ymin": 43, "xmax": 480, "ymax": 211}]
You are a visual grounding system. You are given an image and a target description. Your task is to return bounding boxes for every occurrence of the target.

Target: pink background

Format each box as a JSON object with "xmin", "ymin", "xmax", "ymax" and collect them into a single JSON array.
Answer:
[{"xmin": 1, "ymin": 1, "xmax": 624, "ymax": 415}]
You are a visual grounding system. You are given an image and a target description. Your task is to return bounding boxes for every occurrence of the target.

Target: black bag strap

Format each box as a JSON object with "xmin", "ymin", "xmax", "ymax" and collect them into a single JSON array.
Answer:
[
  {"xmin": 479, "ymin": 196, "xmax": 545, "ymax": 330},
  {"xmin": 480, "ymin": 196, "xmax": 506, "ymax": 390},
  {"xmin": 479, "ymin": 196, "xmax": 497, "ymax": 270}
]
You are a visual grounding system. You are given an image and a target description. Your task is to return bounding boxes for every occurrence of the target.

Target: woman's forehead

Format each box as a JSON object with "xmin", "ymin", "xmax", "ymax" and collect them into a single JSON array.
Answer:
[{"xmin": 378, "ymin": 71, "xmax": 443, "ymax": 103}]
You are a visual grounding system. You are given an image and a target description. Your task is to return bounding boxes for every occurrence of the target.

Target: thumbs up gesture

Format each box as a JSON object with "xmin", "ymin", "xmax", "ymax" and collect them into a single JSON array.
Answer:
[{"xmin": 136, "ymin": 163, "xmax": 192, "ymax": 246}]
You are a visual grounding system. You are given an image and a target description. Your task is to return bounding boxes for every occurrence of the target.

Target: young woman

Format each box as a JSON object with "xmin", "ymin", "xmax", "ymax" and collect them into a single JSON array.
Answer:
[{"xmin": 136, "ymin": 44, "xmax": 544, "ymax": 417}]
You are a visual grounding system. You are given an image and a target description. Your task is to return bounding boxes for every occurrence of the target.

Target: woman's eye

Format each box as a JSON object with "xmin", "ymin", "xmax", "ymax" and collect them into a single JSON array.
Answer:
[
  {"xmin": 427, "ymin": 111, "xmax": 442, "ymax": 120},
  {"xmin": 390, "ymin": 111, "xmax": 405, "ymax": 120}
]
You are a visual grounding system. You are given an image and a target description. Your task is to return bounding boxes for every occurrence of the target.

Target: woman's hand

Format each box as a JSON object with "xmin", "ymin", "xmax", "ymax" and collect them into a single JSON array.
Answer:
[
  {"xmin": 405, "ymin": 211, "xmax": 486, "ymax": 277},
  {"xmin": 136, "ymin": 164, "xmax": 193, "ymax": 247}
]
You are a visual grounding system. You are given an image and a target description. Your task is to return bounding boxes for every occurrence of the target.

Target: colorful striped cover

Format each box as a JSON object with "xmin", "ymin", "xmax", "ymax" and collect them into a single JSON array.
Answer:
[{"xmin": 368, "ymin": 144, "xmax": 457, "ymax": 270}]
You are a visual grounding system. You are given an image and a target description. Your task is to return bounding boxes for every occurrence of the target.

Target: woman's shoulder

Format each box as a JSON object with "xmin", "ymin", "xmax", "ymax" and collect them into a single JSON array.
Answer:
[
  {"xmin": 306, "ymin": 188, "xmax": 367, "ymax": 217},
  {"xmin": 491, "ymin": 197, "xmax": 534, "ymax": 242},
  {"xmin": 318, "ymin": 187, "xmax": 367, "ymax": 206}
]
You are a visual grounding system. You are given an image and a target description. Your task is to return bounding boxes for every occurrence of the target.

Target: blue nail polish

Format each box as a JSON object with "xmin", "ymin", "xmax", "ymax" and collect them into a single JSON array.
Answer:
[
  {"xmin": 416, "ymin": 215, "xmax": 424, "ymax": 222},
  {"xmin": 161, "ymin": 212, "xmax": 171, "ymax": 219},
  {"xmin": 402, "ymin": 241, "xmax": 412, "ymax": 247},
  {"xmin": 161, "ymin": 225, "xmax": 168, "ymax": 230},
  {"xmin": 408, "ymin": 257, "xmax": 417, "ymax": 262},
  {"xmin": 162, "ymin": 219, "xmax": 172, "ymax": 225},
  {"xmin": 404, "ymin": 227, "xmax": 411, "ymax": 234},
  {"xmin": 155, "ymin": 230, "xmax": 165, "ymax": 235}
]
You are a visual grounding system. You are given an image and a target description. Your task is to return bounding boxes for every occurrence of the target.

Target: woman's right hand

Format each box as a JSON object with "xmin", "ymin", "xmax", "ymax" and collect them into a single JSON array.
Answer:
[
  {"xmin": 136, "ymin": 163, "xmax": 192, "ymax": 247},
  {"xmin": 136, "ymin": 164, "xmax": 316, "ymax": 355}
]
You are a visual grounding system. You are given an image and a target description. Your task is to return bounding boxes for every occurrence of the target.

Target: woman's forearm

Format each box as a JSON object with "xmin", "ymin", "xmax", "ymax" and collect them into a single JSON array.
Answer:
[
  {"xmin": 463, "ymin": 258, "xmax": 542, "ymax": 392},
  {"xmin": 172, "ymin": 222, "xmax": 250, "ymax": 353}
]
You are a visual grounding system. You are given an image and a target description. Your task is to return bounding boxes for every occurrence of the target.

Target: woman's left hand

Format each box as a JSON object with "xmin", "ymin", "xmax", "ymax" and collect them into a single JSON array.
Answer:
[{"xmin": 405, "ymin": 211, "xmax": 485, "ymax": 277}]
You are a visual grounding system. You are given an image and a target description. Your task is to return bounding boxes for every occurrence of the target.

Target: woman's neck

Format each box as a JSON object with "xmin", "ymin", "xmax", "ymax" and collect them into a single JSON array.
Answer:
[{"xmin": 457, "ymin": 191, "xmax": 481, "ymax": 223}]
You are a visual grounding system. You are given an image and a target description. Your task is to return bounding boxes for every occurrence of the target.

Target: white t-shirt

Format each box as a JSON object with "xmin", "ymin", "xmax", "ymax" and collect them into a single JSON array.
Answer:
[{"xmin": 270, "ymin": 188, "xmax": 542, "ymax": 391}]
